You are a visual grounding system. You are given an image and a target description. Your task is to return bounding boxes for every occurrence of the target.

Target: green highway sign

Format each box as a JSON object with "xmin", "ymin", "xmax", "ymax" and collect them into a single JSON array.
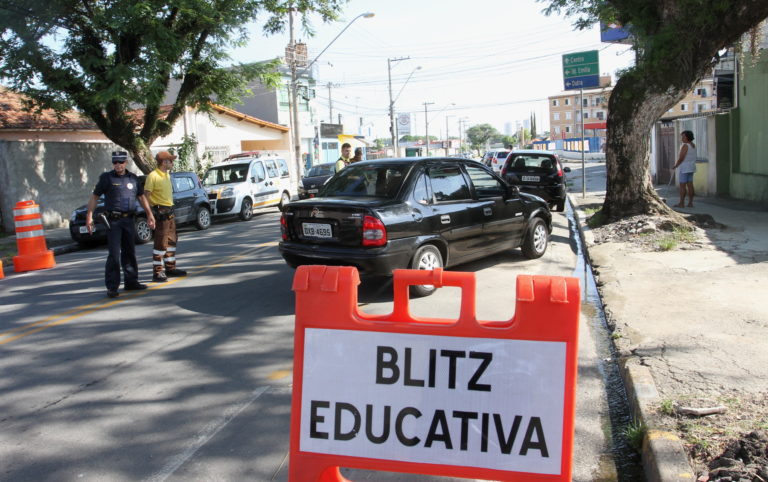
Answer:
[{"xmin": 562, "ymin": 50, "xmax": 600, "ymax": 90}]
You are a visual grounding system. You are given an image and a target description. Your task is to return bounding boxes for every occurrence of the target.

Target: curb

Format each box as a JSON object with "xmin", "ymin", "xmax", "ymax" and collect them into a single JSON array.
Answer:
[
  {"xmin": 567, "ymin": 192, "xmax": 695, "ymax": 482},
  {"xmin": 0, "ymin": 240, "xmax": 81, "ymax": 275}
]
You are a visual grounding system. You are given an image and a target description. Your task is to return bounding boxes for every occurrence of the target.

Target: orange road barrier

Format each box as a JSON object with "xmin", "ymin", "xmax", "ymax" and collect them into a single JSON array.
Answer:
[
  {"xmin": 289, "ymin": 266, "xmax": 581, "ymax": 481},
  {"xmin": 0, "ymin": 259, "xmax": 4, "ymax": 279},
  {"xmin": 12, "ymin": 200, "xmax": 55, "ymax": 273}
]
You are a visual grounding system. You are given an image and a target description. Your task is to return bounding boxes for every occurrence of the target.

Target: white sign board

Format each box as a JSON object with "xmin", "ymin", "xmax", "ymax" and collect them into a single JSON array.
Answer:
[
  {"xmin": 397, "ymin": 112, "xmax": 411, "ymax": 136},
  {"xmin": 300, "ymin": 328, "xmax": 566, "ymax": 475}
]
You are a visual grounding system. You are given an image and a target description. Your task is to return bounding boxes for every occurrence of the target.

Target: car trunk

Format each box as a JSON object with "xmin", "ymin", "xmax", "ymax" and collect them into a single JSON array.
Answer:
[{"xmin": 284, "ymin": 200, "xmax": 377, "ymax": 247}]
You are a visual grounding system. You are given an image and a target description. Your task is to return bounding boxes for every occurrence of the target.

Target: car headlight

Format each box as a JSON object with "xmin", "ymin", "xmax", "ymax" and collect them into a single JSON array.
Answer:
[{"xmin": 220, "ymin": 187, "xmax": 235, "ymax": 198}]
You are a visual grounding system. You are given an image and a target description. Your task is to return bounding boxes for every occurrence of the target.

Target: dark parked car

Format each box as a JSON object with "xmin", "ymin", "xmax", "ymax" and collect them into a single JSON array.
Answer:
[
  {"xmin": 298, "ymin": 162, "xmax": 337, "ymax": 199},
  {"xmin": 500, "ymin": 150, "xmax": 571, "ymax": 212},
  {"xmin": 69, "ymin": 171, "xmax": 212, "ymax": 245},
  {"xmin": 279, "ymin": 157, "xmax": 552, "ymax": 296}
]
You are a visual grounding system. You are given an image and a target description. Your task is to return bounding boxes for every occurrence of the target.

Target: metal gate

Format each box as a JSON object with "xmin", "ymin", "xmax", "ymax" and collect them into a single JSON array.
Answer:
[{"xmin": 656, "ymin": 124, "xmax": 676, "ymax": 184}]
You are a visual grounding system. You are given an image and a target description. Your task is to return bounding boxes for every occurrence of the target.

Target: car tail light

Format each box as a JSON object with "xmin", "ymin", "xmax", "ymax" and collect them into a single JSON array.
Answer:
[
  {"xmin": 362, "ymin": 215, "xmax": 387, "ymax": 246},
  {"xmin": 492, "ymin": 158, "xmax": 498, "ymax": 164},
  {"xmin": 280, "ymin": 213, "xmax": 289, "ymax": 241},
  {"xmin": 556, "ymin": 162, "xmax": 563, "ymax": 177}
]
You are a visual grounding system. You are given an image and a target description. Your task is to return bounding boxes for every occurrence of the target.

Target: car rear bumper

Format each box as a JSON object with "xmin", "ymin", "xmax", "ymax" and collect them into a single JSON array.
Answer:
[
  {"xmin": 278, "ymin": 238, "xmax": 415, "ymax": 276},
  {"xmin": 69, "ymin": 222, "xmax": 108, "ymax": 243},
  {"xmin": 519, "ymin": 185, "xmax": 566, "ymax": 203}
]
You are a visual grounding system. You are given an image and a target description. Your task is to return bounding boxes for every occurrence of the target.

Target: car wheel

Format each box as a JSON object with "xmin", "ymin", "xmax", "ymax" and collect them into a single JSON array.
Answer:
[
  {"xmin": 238, "ymin": 198, "xmax": 253, "ymax": 221},
  {"xmin": 556, "ymin": 199, "xmax": 566, "ymax": 212},
  {"xmin": 409, "ymin": 244, "xmax": 443, "ymax": 297},
  {"xmin": 521, "ymin": 217, "xmax": 548, "ymax": 259},
  {"xmin": 195, "ymin": 206, "xmax": 211, "ymax": 230},
  {"xmin": 279, "ymin": 191, "xmax": 291, "ymax": 211},
  {"xmin": 135, "ymin": 216, "xmax": 153, "ymax": 244}
]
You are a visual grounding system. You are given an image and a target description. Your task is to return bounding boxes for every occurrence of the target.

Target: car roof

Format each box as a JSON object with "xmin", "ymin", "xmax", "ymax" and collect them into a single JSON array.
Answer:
[
  {"xmin": 310, "ymin": 162, "xmax": 336, "ymax": 167},
  {"xmin": 511, "ymin": 149, "xmax": 556, "ymax": 155}
]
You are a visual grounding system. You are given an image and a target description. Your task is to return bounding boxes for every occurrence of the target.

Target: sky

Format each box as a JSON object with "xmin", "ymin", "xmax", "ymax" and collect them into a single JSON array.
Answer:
[{"xmin": 231, "ymin": 0, "xmax": 636, "ymax": 141}]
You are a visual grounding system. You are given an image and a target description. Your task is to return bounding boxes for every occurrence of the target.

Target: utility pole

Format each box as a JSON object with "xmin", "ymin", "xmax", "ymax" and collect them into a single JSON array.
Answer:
[
  {"xmin": 423, "ymin": 101, "xmax": 434, "ymax": 157},
  {"xmin": 327, "ymin": 82, "xmax": 334, "ymax": 122},
  {"xmin": 445, "ymin": 115, "xmax": 455, "ymax": 156},
  {"xmin": 288, "ymin": 8, "xmax": 303, "ymax": 178},
  {"xmin": 388, "ymin": 56, "xmax": 410, "ymax": 158}
]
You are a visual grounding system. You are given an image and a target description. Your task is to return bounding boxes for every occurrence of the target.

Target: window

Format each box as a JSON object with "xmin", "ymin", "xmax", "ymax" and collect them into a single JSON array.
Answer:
[
  {"xmin": 276, "ymin": 158, "xmax": 290, "ymax": 177},
  {"xmin": 552, "ymin": 99, "xmax": 559, "ymax": 106},
  {"xmin": 565, "ymin": 111, "xmax": 572, "ymax": 120},
  {"xmin": 264, "ymin": 159, "xmax": 279, "ymax": 178},
  {"xmin": 583, "ymin": 98, "xmax": 588, "ymax": 107},
  {"xmin": 680, "ymin": 103, "xmax": 689, "ymax": 112},
  {"xmin": 554, "ymin": 126, "xmax": 561, "ymax": 134},
  {"xmin": 465, "ymin": 166, "xmax": 504, "ymax": 198},
  {"xmin": 583, "ymin": 112, "xmax": 589, "ymax": 119},
  {"xmin": 697, "ymin": 88, "xmax": 708, "ymax": 97},
  {"xmin": 250, "ymin": 161, "xmax": 265, "ymax": 182},
  {"xmin": 428, "ymin": 165, "xmax": 470, "ymax": 202},
  {"xmin": 596, "ymin": 111, "xmax": 605, "ymax": 120},
  {"xmin": 565, "ymin": 126, "xmax": 572, "ymax": 133},
  {"xmin": 322, "ymin": 142, "xmax": 338, "ymax": 150},
  {"xmin": 172, "ymin": 176, "xmax": 195, "ymax": 193},
  {"xmin": 412, "ymin": 174, "xmax": 432, "ymax": 204},
  {"xmin": 565, "ymin": 98, "xmax": 570, "ymax": 106},
  {"xmin": 553, "ymin": 112, "xmax": 560, "ymax": 120}
]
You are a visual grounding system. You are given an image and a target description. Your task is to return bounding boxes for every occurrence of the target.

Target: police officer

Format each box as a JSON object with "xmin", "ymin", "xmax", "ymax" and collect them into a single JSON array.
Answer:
[{"xmin": 86, "ymin": 151, "xmax": 156, "ymax": 298}]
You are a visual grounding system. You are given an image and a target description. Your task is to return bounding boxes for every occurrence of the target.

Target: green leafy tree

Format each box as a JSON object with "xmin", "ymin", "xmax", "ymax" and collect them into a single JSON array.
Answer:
[
  {"xmin": 0, "ymin": 0, "xmax": 345, "ymax": 173},
  {"xmin": 499, "ymin": 135, "xmax": 516, "ymax": 149},
  {"xmin": 542, "ymin": 0, "xmax": 768, "ymax": 222},
  {"xmin": 466, "ymin": 123, "xmax": 500, "ymax": 155},
  {"xmin": 530, "ymin": 111, "xmax": 537, "ymax": 138}
]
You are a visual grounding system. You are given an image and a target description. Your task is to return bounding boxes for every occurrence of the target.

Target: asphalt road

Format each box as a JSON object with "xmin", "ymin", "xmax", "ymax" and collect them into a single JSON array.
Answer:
[{"xmin": 0, "ymin": 207, "xmax": 619, "ymax": 481}]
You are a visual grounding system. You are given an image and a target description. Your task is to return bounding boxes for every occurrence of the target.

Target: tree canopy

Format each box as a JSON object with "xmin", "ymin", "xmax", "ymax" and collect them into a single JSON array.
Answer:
[
  {"xmin": 0, "ymin": 0, "xmax": 346, "ymax": 173},
  {"xmin": 541, "ymin": 0, "xmax": 768, "ymax": 222}
]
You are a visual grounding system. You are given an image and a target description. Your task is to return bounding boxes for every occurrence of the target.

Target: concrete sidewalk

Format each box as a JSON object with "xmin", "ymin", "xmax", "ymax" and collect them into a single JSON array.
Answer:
[
  {"xmin": 0, "ymin": 225, "xmax": 80, "ymax": 274},
  {"xmin": 567, "ymin": 161, "xmax": 768, "ymax": 481}
]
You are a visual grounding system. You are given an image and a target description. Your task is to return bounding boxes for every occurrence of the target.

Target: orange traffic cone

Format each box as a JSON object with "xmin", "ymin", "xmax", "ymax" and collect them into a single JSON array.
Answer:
[
  {"xmin": 0, "ymin": 259, "xmax": 4, "ymax": 279},
  {"xmin": 12, "ymin": 200, "xmax": 55, "ymax": 273}
]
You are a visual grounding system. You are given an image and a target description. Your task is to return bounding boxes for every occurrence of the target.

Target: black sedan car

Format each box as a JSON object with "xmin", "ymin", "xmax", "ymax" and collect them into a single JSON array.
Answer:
[
  {"xmin": 69, "ymin": 171, "xmax": 212, "ymax": 245},
  {"xmin": 298, "ymin": 162, "xmax": 337, "ymax": 199},
  {"xmin": 279, "ymin": 157, "xmax": 552, "ymax": 296},
  {"xmin": 500, "ymin": 150, "xmax": 571, "ymax": 212}
]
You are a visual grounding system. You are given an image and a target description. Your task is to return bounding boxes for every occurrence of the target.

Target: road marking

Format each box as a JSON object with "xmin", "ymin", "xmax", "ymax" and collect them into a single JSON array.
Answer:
[
  {"xmin": 144, "ymin": 386, "xmax": 270, "ymax": 482},
  {"xmin": 268, "ymin": 369, "xmax": 291, "ymax": 380},
  {"xmin": 0, "ymin": 241, "xmax": 279, "ymax": 345}
]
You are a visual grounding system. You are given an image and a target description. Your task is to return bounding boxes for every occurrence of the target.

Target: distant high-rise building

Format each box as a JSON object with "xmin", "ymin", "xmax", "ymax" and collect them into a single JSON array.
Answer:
[{"xmin": 503, "ymin": 122, "xmax": 513, "ymax": 136}]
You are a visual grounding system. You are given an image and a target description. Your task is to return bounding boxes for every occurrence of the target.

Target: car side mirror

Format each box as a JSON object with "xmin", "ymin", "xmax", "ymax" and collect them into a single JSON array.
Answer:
[
  {"xmin": 563, "ymin": 167, "xmax": 571, "ymax": 173},
  {"xmin": 506, "ymin": 184, "xmax": 520, "ymax": 198}
]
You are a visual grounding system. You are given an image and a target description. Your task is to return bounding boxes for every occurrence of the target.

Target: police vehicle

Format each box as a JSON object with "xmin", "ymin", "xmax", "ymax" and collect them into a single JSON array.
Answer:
[{"xmin": 201, "ymin": 152, "xmax": 295, "ymax": 221}]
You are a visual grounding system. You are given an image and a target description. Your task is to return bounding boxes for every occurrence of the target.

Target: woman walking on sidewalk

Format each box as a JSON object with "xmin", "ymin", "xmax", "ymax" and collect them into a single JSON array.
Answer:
[{"xmin": 673, "ymin": 130, "xmax": 697, "ymax": 208}]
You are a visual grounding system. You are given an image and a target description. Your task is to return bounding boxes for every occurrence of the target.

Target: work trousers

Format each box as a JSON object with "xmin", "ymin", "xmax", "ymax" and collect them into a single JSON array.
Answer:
[
  {"xmin": 152, "ymin": 216, "xmax": 178, "ymax": 275},
  {"xmin": 105, "ymin": 216, "xmax": 139, "ymax": 290}
]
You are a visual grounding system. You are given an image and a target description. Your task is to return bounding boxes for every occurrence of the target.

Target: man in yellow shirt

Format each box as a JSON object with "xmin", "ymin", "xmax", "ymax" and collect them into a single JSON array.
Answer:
[
  {"xmin": 335, "ymin": 142, "xmax": 352, "ymax": 172},
  {"xmin": 144, "ymin": 150, "xmax": 186, "ymax": 282}
]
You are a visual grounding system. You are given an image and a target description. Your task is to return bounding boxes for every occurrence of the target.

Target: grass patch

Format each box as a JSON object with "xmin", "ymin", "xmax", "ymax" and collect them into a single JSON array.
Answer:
[
  {"xmin": 659, "ymin": 399, "xmax": 676, "ymax": 416},
  {"xmin": 622, "ymin": 419, "xmax": 646, "ymax": 452},
  {"xmin": 586, "ymin": 210, "xmax": 606, "ymax": 228},
  {"xmin": 583, "ymin": 207, "xmax": 600, "ymax": 216},
  {"xmin": 656, "ymin": 226, "xmax": 696, "ymax": 251},
  {"xmin": 611, "ymin": 332, "xmax": 621, "ymax": 340}
]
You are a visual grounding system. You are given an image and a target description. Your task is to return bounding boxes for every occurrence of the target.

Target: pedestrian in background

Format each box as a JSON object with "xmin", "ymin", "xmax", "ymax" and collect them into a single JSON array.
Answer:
[
  {"xmin": 352, "ymin": 147, "xmax": 364, "ymax": 163},
  {"xmin": 86, "ymin": 151, "xmax": 156, "ymax": 298},
  {"xmin": 673, "ymin": 130, "xmax": 697, "ymax": 208},
  {"xmin": 335, "ymin": 142, "xmax": 352, "ymax": 172},
  {"xmin": 144, "ymin": 150, "xmax": 187, "ymax": 282}
]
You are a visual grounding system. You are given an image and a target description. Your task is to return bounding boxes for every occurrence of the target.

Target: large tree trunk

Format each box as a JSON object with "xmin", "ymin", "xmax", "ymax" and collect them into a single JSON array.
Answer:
[{"xmin": 602, "ymin": 70, "xmax": 686, "ymax": 222}]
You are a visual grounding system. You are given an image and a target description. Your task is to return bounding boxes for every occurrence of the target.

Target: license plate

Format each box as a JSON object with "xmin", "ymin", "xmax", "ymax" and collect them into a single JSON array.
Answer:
[
  {"xmin": 307, "ymin": 189, "xmax": 319, "ymax": 194},
  {"xmin": 302, "ymin": 222, "xmax": 332, "ymax": 238},
  {"xmin": 521, "ymin": 175, "xmax": 540, "ymax": 182},
  {"xmin": 78, "ymin": 226, "xmax": 90, "ymax": 234}
]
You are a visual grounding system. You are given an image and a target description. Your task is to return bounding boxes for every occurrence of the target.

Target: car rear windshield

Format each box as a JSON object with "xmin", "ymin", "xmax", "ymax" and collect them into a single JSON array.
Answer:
[
  {"xmin": 496, "ymin": 151, "xmax": 511, "ymax": 159},
  {"xmin": 307, "ymin": 164, "xmax": 334, "ymax": 177},
  {"xmin": 508, "ymin": 155, "xmax": 557, "ymax": 172},
  {"xmin": 202, "ymin": 165, "xmax": 249, "ymax": 186},
  {"xmin": 320, "ymin": 164, "xmax": 410, "ymax": 198}
]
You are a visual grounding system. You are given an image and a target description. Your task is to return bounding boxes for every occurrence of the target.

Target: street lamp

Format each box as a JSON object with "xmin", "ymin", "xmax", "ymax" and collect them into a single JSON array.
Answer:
[
  {"xmin": 288, "ymin": 11, "xmax": 374, "ymax": 177},
  {"xmin": 445, "ymin": 114, "xmax": 456, "ymax": 155},
  {"xmin": 422, "ymin": 102, "xmax": 434, "ymax": 156}
]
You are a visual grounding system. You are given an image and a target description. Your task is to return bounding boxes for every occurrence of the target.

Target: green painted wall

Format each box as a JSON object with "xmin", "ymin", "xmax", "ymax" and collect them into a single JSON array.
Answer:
[{"xmin": 732, "ymin": 49, "xmax": 768, "ymax": 203}]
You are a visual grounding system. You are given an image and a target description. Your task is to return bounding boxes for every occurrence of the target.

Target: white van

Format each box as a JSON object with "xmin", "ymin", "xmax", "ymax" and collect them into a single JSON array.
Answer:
[{"xmin": 201, "ymin": 152, "xmax": 295, "ymax": 220}]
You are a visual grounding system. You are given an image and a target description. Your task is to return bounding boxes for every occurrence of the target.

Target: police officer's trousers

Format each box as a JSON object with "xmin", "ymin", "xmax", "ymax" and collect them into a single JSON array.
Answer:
[{"xmin": 105, "ymin": 216, "xmax": 139, "ymax": 290}]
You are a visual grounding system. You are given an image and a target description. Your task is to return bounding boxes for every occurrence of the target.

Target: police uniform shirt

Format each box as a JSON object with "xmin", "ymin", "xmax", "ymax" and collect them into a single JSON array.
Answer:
[{"xmin": 93, "ymin": 170, "xmax": 140, "ymax": 213}]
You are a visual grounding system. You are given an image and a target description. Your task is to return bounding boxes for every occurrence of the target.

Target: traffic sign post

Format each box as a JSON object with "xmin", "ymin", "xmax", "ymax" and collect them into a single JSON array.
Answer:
[
  {"xmin": 562, "ymin": 50, "xmax": 600, "ymax": 91},
  {"xmin": 562, "ymin": 50, "xmax": 600, "ymax": 197},
  {"xmin": 289, "ymin": 266, "xmax": 581, "ymax": 481}
]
